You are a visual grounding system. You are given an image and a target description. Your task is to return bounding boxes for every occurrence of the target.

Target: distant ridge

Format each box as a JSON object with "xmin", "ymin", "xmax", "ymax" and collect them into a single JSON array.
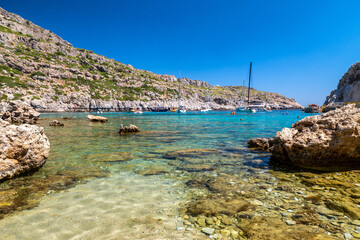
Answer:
[{"xmin": 0, "ymin": 7, "xmax": 303, "ymax": 111}]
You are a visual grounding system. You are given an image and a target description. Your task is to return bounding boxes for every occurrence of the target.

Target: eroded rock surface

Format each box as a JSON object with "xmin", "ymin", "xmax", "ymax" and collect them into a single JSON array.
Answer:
[
  {"xmin": 49, "ymin": 120, "xmax": 64, "ymax": 126},
  {"xmin": 0, "ymin": 101, "xmax": 40, "ymax": 124},
  {"xmin": 0, "ymin": 119, "xmax": 50, "ymax": 181},
  {"xmin": 119, "ymin": 124, "xmax": 140, "ymax": 135},
  {"xmin": 249, "ymin": 104, "xmax": 360, "ymax": 170}
]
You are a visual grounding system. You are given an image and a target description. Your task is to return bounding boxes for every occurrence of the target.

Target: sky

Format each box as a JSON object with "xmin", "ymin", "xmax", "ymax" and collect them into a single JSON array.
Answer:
[{"xmin": 2, "ymin": 0, "xmax": 360, "ymax": 106}]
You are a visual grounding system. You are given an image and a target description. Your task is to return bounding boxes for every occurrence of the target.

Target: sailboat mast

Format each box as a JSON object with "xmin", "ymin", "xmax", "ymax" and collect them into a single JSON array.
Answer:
[
  {"xmin": 247, "ymin": 61, "xmax": 252, "ymax": 106},
  {"xmin": 178, "ymin": 71, "xmax": 181, "ymax": 106}
]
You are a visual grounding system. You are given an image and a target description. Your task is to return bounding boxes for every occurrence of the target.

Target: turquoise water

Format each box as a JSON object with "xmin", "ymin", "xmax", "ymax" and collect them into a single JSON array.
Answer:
[{"xmin": 5, "ymin": 110, "xmax": 355, "ymax": 239}]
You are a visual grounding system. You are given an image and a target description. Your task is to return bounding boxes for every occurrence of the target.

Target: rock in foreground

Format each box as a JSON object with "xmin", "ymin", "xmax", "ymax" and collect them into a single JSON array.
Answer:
[
  {"xmin": 119, "ymin": 124, "xmax": 140, "ymax": 135},
  {"xmin": 0, "ymin": 119, "xmax": 50, "ymax": 181},
  {"xmin": 0, "ymin": 101, "xmax": 40, "ymax": 124},
  {"xmin": 87, "ymin": 115, "xmax": 108, "ymax": 122},
  {"xmin": 249, "ymin": 104, "xmax": 360, "ymax": 170}
]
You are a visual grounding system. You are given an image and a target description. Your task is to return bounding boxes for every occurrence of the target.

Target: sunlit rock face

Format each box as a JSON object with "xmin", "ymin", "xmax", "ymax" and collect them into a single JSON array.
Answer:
[
  {"xmin": 325, "ymin": 62, "xmax": 360, "ymax": 106},
  {"xmin": 0, "ymin": 101, "xmax": 40, "ymax": 124},
  {"xmin": 269, "ymin": 104, "xmax": 360, "ymax": 170},
  {"xmin": 0, "ymin": 119, "xmax": 50, "ymax": 181}
]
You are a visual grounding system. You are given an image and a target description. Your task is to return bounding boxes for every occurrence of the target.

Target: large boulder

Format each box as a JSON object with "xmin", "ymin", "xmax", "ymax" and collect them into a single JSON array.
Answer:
[
  {"xmin": 0, "ymin": 101, "xmax": 40, "ymax": 124},
  {"xmin": 266, "ymin": 104, "xmax": 360, "ymax": 170},
  {"xmin": 0, "ymin": 119, "xmax": 50, "ymax": 181},
  {"xmin": 248, "ymin": 104, "xmax": 360, "ymax": 170}
]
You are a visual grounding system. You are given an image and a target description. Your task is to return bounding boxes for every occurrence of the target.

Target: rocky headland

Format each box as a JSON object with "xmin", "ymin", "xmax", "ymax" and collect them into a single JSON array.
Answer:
[
  {"xmin": 324, "ymin": 62, "xmax": 360, "ymax": 111},
  {"xmin": 248, "ymin": 104, "xmax": 360, "ymax": 171},
  {"xmin": 0, "ymin": 7, "xmax": 302, "ymax": 112}
]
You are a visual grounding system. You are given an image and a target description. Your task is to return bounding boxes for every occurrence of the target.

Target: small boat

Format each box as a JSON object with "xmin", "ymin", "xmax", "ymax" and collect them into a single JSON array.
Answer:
[
  {"xmin": 152, "ymin": 107, "xmax": 169, "ymax": 112},
  {"xmin": 177, "ymin": 105, "xmax": 186, "ymax": 114},
  {"xmin": 305, "ymin": 104, "xmax": 320, "ymax": 113},
  {"xmin": 200, "ymin": 108, "xmax": 212, "ymax": 113},
  {"xmin": 248, "ymin": 101, "xmax": 266, "ymax": 112},
  {"xmin": 131, "ymin": 107, "xmax": 143, "ymax": 114},
  {"xmin": 170, "ymin": 108, "xmax": 177, "ymax": 112}
]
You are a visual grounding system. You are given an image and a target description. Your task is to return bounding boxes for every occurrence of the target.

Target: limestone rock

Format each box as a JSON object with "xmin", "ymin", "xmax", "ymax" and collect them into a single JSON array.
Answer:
[
  {"xmin": 0, "ymin": 119, "xmax": 50, "ymax": 181},
  {"xmin": 87, "ymin": 115, "xmax": 107, "ymax": 122},
  {"xmin": 49, "ymin": 120, "xmax": 64, "ymax": 126},
  {"xmin": 325, "ymin": 62, "xmax": 360, "ymax": 106},
  {"xmin": 0, "ymin": 101, "xmax": 40, "ymax": 124},
  {"xmin": 201, "ymin": 227, "xmax": 215, "ymax": 235},
  {"xmin": 119, "ymin": 124, "xmax": 140, "ymax": 135},
  {"xmin": 269, "ymin": 104, "xmax": 360, "ymax": 170}
]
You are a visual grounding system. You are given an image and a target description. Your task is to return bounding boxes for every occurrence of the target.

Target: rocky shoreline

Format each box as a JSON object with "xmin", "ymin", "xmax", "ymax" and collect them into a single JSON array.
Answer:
[{"xmin": 248, "ymin": 104, "xmax": 360, "ymax": 171}]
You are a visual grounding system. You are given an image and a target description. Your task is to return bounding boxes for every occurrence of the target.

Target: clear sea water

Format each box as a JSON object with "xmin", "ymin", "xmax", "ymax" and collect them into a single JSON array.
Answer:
[{"xmin": 0, "ymin": 110, "xmax": 327, "ymax": 239}]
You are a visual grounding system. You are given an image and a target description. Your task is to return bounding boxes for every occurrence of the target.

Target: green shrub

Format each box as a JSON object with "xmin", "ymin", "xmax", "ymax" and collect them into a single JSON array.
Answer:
[
  {"xmin": 13, "ymin": 93, "xmax": 22, "ymax": 100},
  {"xmin": 0, "ymin": 75, "xmax": 28, "ymax": 89},
  {"xmin": 0, "ymin": 94, "xmax": 8, "ymax": 100},
  {"xmin": 32, "ymin": 96, "xmax": 41, "ymax": 100},
  {"xmin": 30, "ymin": 71, "xmax": 46, "ymax": 78}
]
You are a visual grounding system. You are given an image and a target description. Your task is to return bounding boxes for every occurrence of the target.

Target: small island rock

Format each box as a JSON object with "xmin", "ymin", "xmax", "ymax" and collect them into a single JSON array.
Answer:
[
  {"xmin": 119, "ymin": 124, "xmax": 140, "ymax": 135},
  {"xmin": 49, "ymin": 120, "xmax": 64, "ymax": 126},
  {"xmin": 87, "ymin": 115, "xmax": 108, "ymax": 122}
]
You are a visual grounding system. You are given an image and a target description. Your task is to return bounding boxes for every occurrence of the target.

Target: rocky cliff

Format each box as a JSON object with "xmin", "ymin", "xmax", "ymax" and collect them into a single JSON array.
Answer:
[
  {"xmin": 324, "ymin": 62, "xmax": 360, "ymax": 106},
  {"xmin": 0, "ymin": 7, "xmax": 302, "ymax": 112}
]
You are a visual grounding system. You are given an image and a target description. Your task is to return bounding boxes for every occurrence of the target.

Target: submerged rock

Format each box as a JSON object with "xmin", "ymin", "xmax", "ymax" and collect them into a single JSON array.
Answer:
[
  {"xmin": 87, "ymin": 114, "xmax": 108, "ymax": 122},
  {"xmin": 247, "ymin": 138, "xmax": 270, "ymax": 151},
  {"xmin": 119, "ymin": 124, "xmax": 140, "ymax": 135},
  {"xmin": 49, "ymin": 120, "xmax": 64, "ymax": 126},
  {"xmin": 187, "ymin": 198, "xmax": 250, "ymax": 216},
  {"xmin": 249, "ymin": 104, "xmax": 360, "ymax": 170},
  {"xmin": 0, "ymin": 101, "xmax": 40, "ymax": 124},
  {"xmin": 163, "ymin": 148, "xmax": 221, "ymax": 159},
  {"xmin": 0, "ymin": 119, "xmax": 50, "ymax": 181}
]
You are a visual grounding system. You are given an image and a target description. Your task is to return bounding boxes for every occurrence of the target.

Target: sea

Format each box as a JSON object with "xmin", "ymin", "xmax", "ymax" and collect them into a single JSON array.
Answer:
[{"xmin": 0, "ymin": 110, "xmax": 357, "ymax": 240}]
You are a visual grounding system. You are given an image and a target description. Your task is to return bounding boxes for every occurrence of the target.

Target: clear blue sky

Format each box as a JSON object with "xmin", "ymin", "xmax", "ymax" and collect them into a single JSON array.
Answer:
[{"xmin": 2, "ymin": 0, "xmax": 360, "ymax": 106}]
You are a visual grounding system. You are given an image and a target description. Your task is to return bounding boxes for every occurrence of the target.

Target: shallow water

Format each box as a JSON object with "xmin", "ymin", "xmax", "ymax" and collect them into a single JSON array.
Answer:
[{"xmin": 0, "ymin": 110, "xmax": 359, "ymax": 239}]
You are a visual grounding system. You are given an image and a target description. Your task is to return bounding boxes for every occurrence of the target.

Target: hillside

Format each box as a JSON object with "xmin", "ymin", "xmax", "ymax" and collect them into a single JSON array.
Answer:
[{"xmin": 0, "ymin": 7, "xmax": 302, "ymax": 111}]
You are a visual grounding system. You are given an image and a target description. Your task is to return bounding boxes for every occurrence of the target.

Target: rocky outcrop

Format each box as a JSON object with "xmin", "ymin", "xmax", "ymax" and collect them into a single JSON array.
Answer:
[
  {"xmin": 0, "ymin": 101, "xmax": 40, "ymax": 124},
  {"xmin": 249, "ymin": 104, "xmax": 360, "ymax": 170},
  {"xmin": 325, "ymin": 62, "xmax": 360, "ymax": 106},
  {"xmin": 0, "ymin": 119, "xmax": 50, "ymax": 181},
  {"xmin": 0, "ymin": 7, "xmax": 302, "ymax": 112},
  {"xmin": 49, "ymin": 120, "xmax": 64, "ymax": 126},
  {"xmin": 87, "ymin": 115, "xmax": 107, "ymax": 122},
  {"xmin": 119, "ymin": 124, "xmax": 140, "ymax": 135}
]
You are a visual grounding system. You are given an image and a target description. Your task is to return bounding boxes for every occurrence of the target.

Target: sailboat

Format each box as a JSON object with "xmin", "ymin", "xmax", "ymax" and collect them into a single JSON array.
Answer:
[
  {"xmin": 236, "ymin": 62, "xmax": 265, "ymax": 113},
  {"xmin": 236, "ymin": 80, "xmax": 247, "ymax": 112},
  {"xmin": 177, "ymin": 72, "xmax": 186, "ymax": 114}
]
